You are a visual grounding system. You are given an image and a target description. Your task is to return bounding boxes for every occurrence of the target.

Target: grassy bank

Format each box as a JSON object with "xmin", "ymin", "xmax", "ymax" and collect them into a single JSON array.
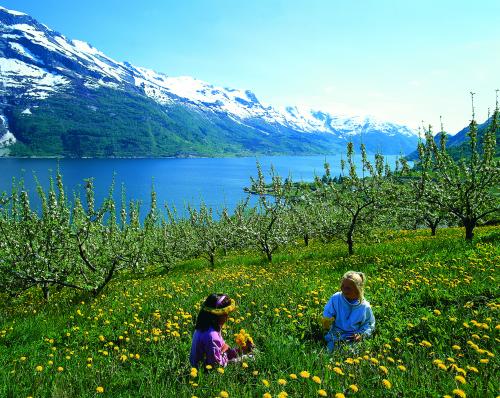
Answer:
[{"xmin": 1, "ymin": 226, "xmax": 499, "ymax": 398}]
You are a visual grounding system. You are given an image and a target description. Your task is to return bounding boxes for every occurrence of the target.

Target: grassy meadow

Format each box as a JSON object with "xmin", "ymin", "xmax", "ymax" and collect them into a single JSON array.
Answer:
[{"xmin": 0, "ymin": 226, "xmax": 499, "ymax": 398}]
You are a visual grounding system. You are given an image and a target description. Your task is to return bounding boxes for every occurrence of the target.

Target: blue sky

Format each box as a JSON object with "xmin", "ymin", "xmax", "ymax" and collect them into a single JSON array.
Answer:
[{"xmin": 2, "ymin": 0, "xmax": 500, "ymax": 132}]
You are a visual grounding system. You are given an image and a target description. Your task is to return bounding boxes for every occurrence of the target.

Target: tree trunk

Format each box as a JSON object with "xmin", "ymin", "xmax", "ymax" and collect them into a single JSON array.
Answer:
[
  {"xmin": 347, "ymin": 212, "xmax": 358, "ymax": 255},
  {"xmin": 94, "ymin": 262, "xmax": 117, "ymax": 296},
  {"xmin": 42, "ymin": 283, "xmax": 50, "ymax": 300},
  {"xmin": 209, "ymin": 253, "xmax": 215, "ymax": 269},
  {"xmin": 430, "ymin": 222, "xmax": 437, "ymax": 236},
  {"xmin": 264, "ymin": 244, "xmax": 273, "ymax": 262},
  {"xmin": 428, "ymin": 217, "xmax": 440, "ymax": 236},
  {"xmin": 304, "ymin": 233, "xmax": 309, "ymax": 246},
  {"xmin": 464, "ymin": 220, "xmax": 475, "ymax": 241},
  {"xmin": 347, "ymin": 234, "xmax": 354, "ymax": 255}
]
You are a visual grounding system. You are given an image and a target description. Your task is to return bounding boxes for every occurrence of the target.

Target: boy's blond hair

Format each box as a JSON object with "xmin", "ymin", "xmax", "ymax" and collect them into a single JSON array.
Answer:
[{"xmin": 341, "ymin": 271, "xmax": 366, "ymax": 301}]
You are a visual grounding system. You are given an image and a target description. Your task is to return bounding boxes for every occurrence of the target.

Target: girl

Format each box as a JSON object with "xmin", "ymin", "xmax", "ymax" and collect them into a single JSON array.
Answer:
[
  {"xmin": 190, "ymin": 293, "xmax": 251, "ymax": 367},
  {"xmin": 322, "ymin": 271, "xmax": 375, "ymax": 351}
]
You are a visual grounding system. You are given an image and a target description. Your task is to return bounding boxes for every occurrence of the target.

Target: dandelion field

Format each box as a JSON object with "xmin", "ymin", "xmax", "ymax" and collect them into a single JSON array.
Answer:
[{"xmin": 0, "ymin": 226, "xmax": 499, "ymax": 398}]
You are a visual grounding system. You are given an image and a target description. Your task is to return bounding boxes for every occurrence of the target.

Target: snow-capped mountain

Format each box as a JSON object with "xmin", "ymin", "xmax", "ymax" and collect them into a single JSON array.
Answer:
[{"xmin": 0, "ymin": 6, "xmax": 419, "ymax": 157}]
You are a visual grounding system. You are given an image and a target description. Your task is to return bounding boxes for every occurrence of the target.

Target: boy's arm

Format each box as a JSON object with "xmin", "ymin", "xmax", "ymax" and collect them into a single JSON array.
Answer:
[
  {"xmin": 322, "ymin": 295, "xmax": 336, "ymax": 330},
  {"xmin": 358, "ymin": 306, "xmax": 375, "ymax": 337}
]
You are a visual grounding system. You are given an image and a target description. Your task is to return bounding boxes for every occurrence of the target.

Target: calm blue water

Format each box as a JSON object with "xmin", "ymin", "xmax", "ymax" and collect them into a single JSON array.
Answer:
[{"xmin": 0, "ymin": 155, "xmax": 406, "ymax": 218}]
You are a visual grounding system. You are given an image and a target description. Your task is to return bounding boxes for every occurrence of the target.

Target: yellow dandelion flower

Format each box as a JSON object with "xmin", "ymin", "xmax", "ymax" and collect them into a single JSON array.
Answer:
[
  {"xmin": 318, "ymin": 390, "xmax": 327, "ymax": 397},
  {"xmin": 277, "ymin": 392, "xmax": 288, "ymax": 398},
  {"xmin": 35, "ymin": 366, "xmax": 43, "ymax": 372},
  {"xmin": 57, "ymin": 366, "xmax": 64, "ymax": 372},
  {"xmin": 300, "ymin": 371, "xmax": 310, "ymax": 378},
  {"xmin": 242, "ymin": 362, "xmax": 249, "ymax": 368},
  {"xmin": 335, "ymin": 394, "xmax": 345, "ymax": 398},
  {"xmin": 479, "ymin": 359, "xmax": 489, "ymax": 364},
  {"xmin": 263, "ymin": 394, "xmax": 272, "ymax": 398},
  {"xmin": 397, "ymin": 365, "xmax": 406, "ymax": 371},
  {"xmin": 379, "ymin": 365, "xmax": 388, "ymax": 374},
  {"xmin": 454, "ymin": 375, "xmax": 466, "ymax": 384},
  {"xmin": 349, "ymin": 384, "xmax": 359, "ymax": 392},
  {"xmin": 217, "ymin": 367, "xmax": 225, "ymax": 374},
  {"xmin": 312, "ymin": 375, "xmax": 322, "ymax": 384},
  {"xmin": 452, "ymin": 389, "xmax": 466, "ymax": 398},
  {"xmin": 253, "ymin": 370, "xmax": 259, "ymax": 376},
  {"xmin": 219, "ymin": 391, "xmax": 229, "ymax": 398},
  {"xmin": 278, "ymin": 379, "xmax": 287, "ymax": 385},
  {"xmin": 333, "ymin": 367, "xmax": 344, "ymax": 376},
  {"xmin": 289, "ymin": 373, "xmax": 298, "ymax": 379},
  {"xmin": 190, "ymin": 368, "xmax": 198, "ymax": 378},
  {"xmin": 382, "ymin": 379, "xmax": 392, "ymax": 389},
  {"xmin": 205, "ymin": 365, "xmax": 212, "ymax": 370},
  {"xmin": 96, "ymin": 386, "xmax": 104, "ymax": 393},
  {"xmin": 262, "ymin": 379, "xmax": 270, "ymax": 387}
]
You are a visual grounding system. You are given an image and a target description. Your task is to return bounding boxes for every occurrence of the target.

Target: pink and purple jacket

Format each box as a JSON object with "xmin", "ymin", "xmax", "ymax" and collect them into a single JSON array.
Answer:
[{"xmin": 189, "ymin": 327, "xmax": 238, "ymax": 367}]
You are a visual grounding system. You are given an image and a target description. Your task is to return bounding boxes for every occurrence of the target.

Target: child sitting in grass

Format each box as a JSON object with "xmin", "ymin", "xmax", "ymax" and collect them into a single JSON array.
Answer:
[
  {"xmin": 190, "ymin": 293, "xmax": 252, "ymax": 367},
  {"xmin": 322, "ymin": 271, "xmax": 375, "ymax": 351}
]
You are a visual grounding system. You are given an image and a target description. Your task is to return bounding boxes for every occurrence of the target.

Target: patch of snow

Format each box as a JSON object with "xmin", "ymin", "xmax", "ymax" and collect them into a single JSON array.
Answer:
[
  {"xmin": 2, "ymin": 34, "xmax": 22, "ymax": 39},
  {"xmin": 72, "ymin": 39, "xmax": 103, "ymax": 57},
  {"xmin": 83, "ymin": 80, "xmax": 100, "ymax": 89},
  {"xmin": 0, "ymin": 131, "xmax": 16, "ymax": 146},
  {"xmin": 0, "ymin": 57, "xmax": 70, "ymax": 94},
  {"xmin": 11, "ymin": 24, "xmax": 78, "ymax": 61},
  {"xmin": 0, "ymin": 115, "xmax": 17, "ymax": 146},
  {"xmin": 9, "ymin": 42, "xmax": 41, "ymax": 63},
  {"xmin": 0, "ymin": 6, "xmax": 26, "ymax": 16},
  {"xmin": 21, "ymin": 108, "xmax": 32, "ymax": 114},
  {"xmin": 0, "ymin": 57, "xmax": 46, "ymax": 77},
  {"xmin": 131, "ymin": 68, "xmax": 281, "ymax": 120}
]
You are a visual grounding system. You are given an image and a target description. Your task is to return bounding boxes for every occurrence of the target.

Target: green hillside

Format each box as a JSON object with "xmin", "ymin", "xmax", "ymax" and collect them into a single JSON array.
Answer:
[{"xmin": 5, "ymin": 86, "xmax": 345, "ymax": 158}]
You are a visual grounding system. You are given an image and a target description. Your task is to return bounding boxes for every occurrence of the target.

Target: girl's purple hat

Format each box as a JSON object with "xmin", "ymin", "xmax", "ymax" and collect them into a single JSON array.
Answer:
[{"xmin": 215, "ymin": 295, "xmax": 227, "ymax": 307}]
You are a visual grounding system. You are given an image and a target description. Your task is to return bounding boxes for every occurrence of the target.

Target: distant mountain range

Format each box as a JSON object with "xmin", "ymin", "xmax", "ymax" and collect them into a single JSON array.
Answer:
[
  {"xmin": 0, "ymin": 6, "xmax": 420, "ymax": 158},
  {"xmin": 406, "ymin": 114, "xmax": 500, "ymax": 161}
]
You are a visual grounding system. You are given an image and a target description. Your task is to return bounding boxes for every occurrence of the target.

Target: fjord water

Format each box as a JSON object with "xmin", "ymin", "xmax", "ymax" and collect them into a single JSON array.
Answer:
[{"xmin": 0, "ymin": 155, "xmax": 405, "ymax": 218}]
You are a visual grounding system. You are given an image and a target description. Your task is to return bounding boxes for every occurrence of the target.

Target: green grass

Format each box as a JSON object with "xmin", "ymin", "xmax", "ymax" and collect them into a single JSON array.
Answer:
[{"xmin": 0, "ymin": 226, "xmax": 499, "ymax": 398}]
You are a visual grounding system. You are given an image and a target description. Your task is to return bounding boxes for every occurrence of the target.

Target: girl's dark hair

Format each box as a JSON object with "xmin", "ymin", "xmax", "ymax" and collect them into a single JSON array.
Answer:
[{"xmin": 194, "ymin": 293, "xmax": 232, "ymax": 332}]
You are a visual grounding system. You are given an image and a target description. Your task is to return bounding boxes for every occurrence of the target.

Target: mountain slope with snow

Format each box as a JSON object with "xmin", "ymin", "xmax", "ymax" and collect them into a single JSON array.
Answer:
[{"xmin": 0, "ymin": 6, "xmax": 419, "ymax": 157}]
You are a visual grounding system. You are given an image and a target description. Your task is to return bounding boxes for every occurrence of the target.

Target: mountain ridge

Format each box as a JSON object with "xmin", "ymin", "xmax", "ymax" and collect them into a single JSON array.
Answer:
[{"xmin": 0, "ymin": 6, "xmax": 420, "ymax": 157}]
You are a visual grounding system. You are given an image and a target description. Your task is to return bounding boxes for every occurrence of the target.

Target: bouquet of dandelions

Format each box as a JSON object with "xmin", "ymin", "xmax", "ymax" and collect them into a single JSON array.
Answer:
[{"xmin": 234, "ymin": 329, "xmax": 254, "ymax": 353}]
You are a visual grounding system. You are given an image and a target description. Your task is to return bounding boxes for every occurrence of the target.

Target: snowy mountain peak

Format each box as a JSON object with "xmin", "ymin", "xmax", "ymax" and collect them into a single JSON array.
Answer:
[
  {"xmin": 0, "ymin": 7, "xmax": 420, "ymax": 156},
  {"xmin": 0, "ymin": 6, "xmax": 27, "ymax": 17}
]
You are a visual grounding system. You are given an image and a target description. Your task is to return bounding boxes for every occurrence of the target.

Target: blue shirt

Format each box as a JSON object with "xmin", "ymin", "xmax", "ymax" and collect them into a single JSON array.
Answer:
[{"xmin": 323, "ymin": 292, "xmax": 375, "ymax": 338}]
